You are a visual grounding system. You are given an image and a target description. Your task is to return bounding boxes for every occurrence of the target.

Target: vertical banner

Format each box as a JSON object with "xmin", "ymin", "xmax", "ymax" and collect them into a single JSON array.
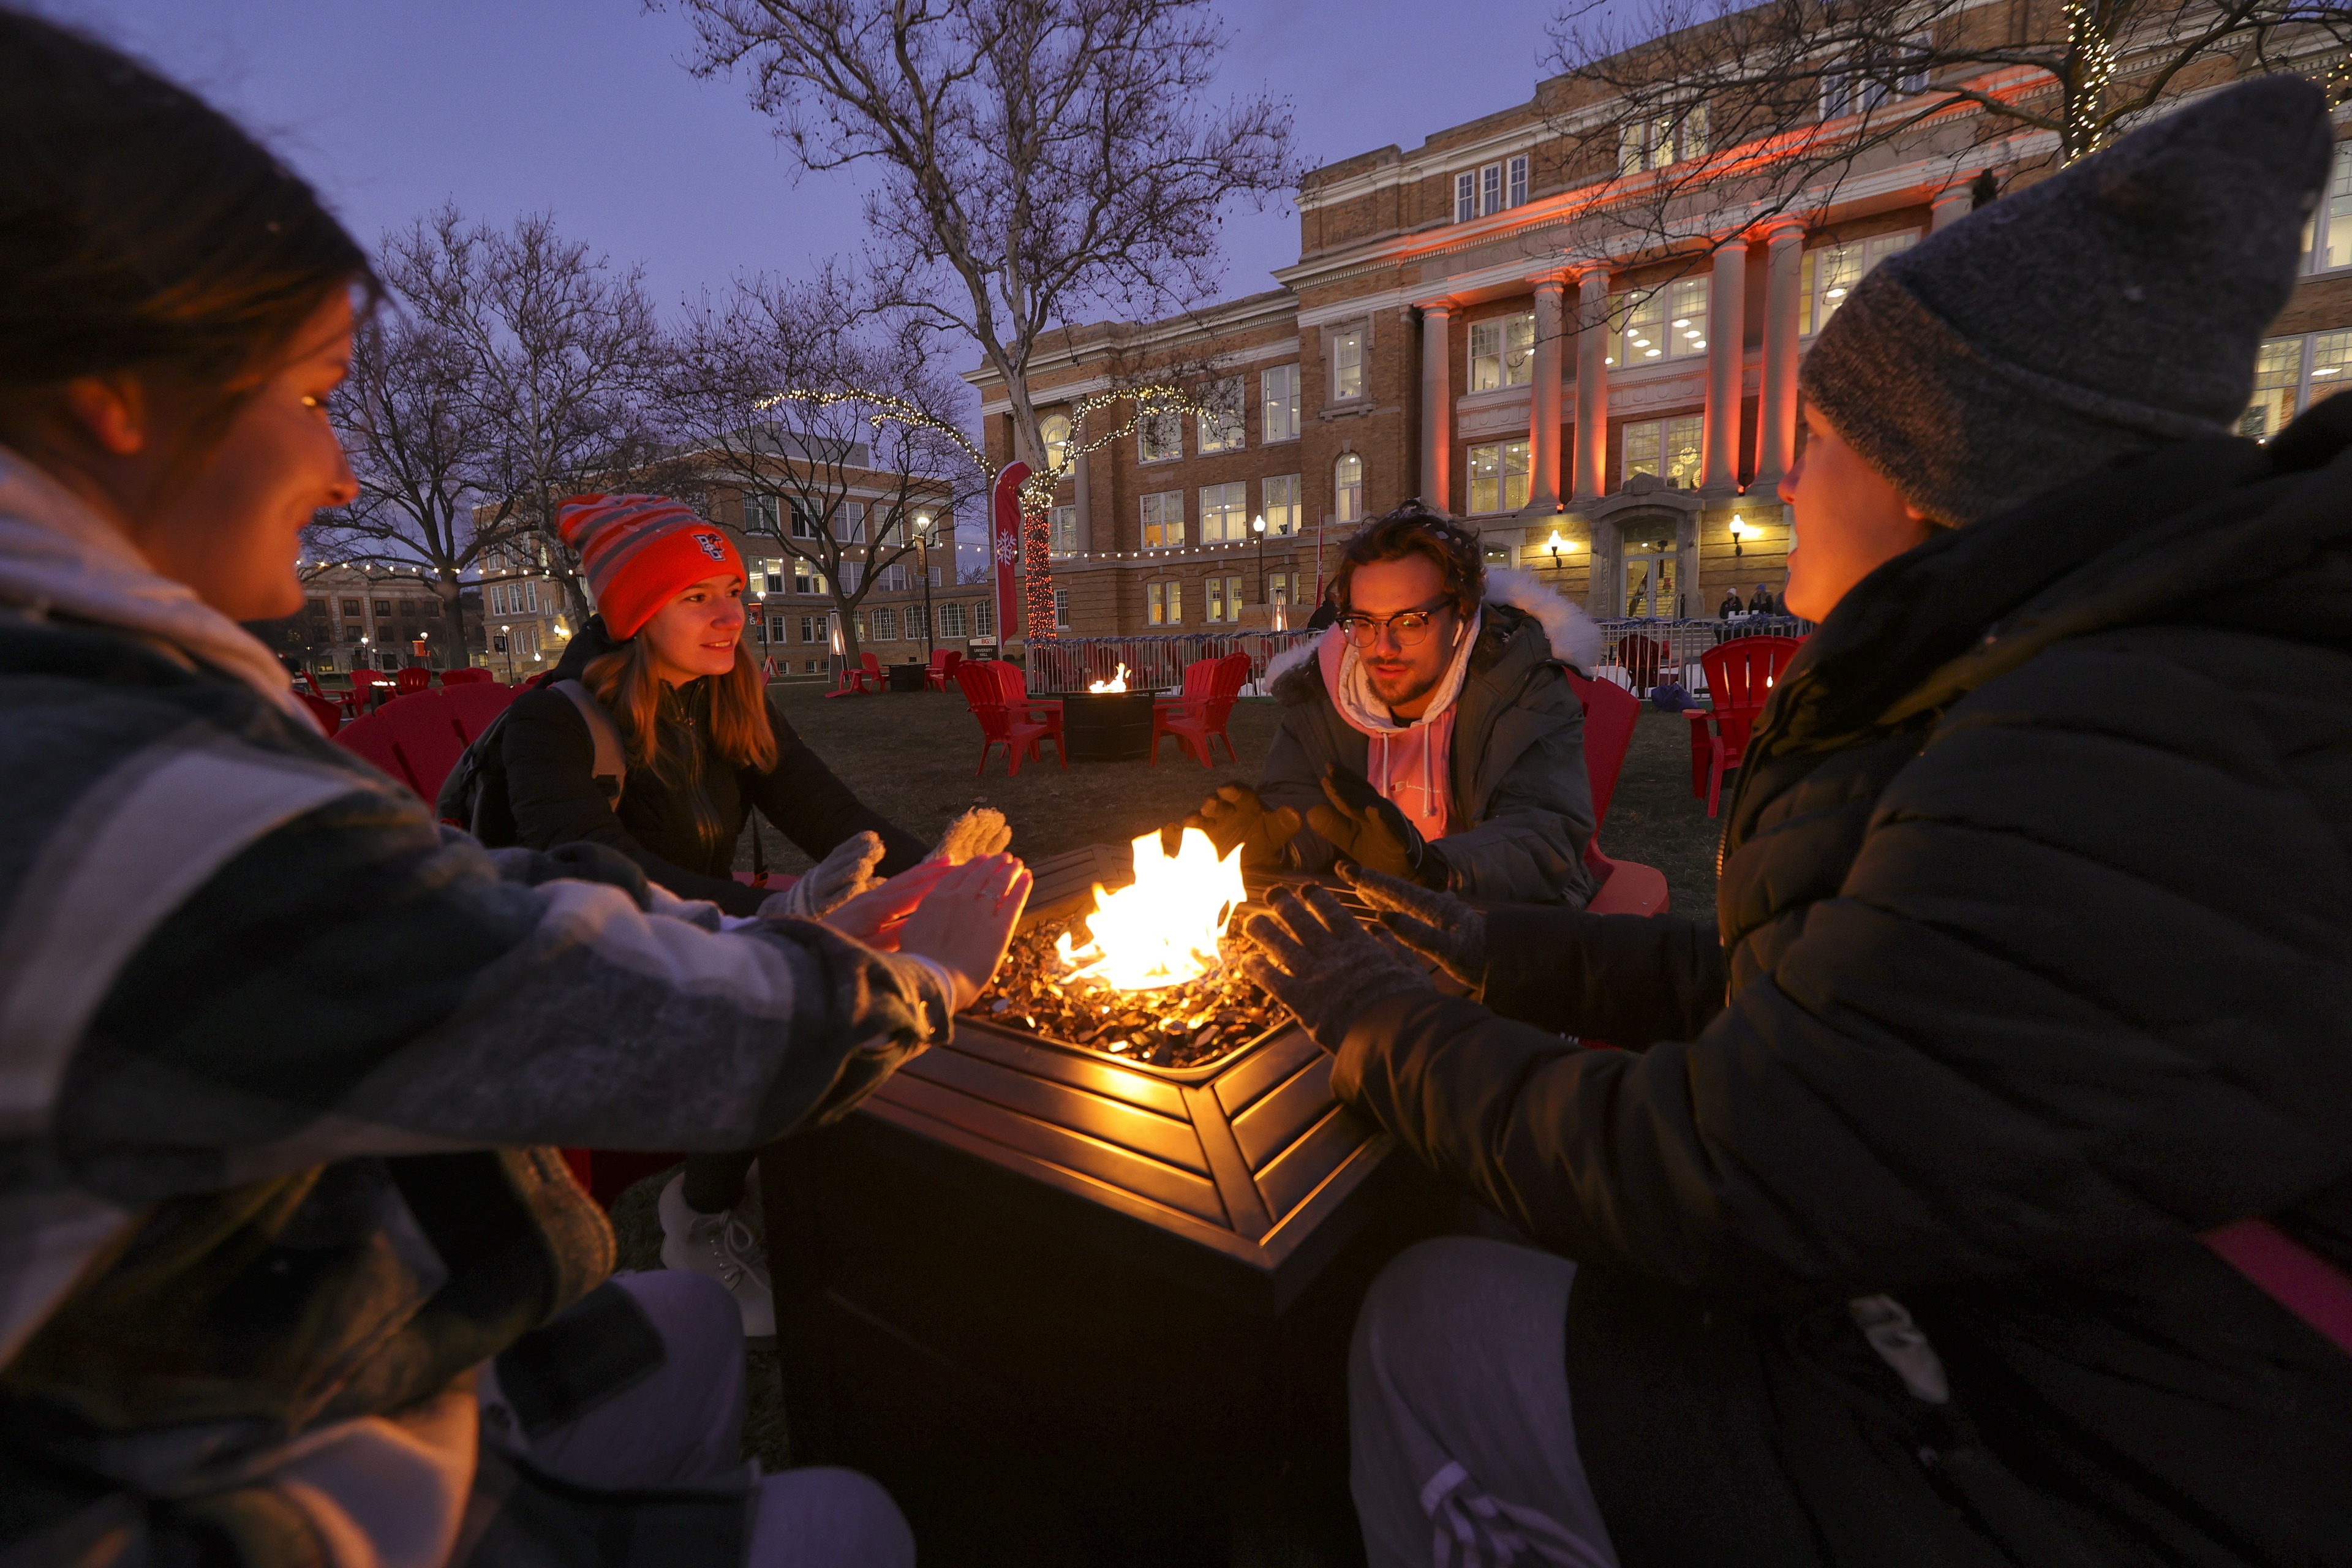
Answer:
[{"xmin": 990, "ymin": 461, "xmax": 1029, "ymax": 647}]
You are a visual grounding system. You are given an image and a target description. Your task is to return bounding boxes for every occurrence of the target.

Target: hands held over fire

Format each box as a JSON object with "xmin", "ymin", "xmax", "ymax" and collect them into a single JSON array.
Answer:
[
  {"xmin": 892, "ymin": 854, "xmax": 1033, "ymax": 1012},
  {"xmin": 929, "ymin": 805, "xmax": 1012, "ymax": 864},
  {"xmin": 1336, "ymin": 864, "xmax": 1487, "ymax": 989},
  {"xmin": 759, "ymin": 831, "xmax": 886, "ymax": 919},
  {"xmin": 1310, "ymin": 766, "xmax": 1449, "ymax": 890},
  {"xmin": 1178, "ymin": 785, "xmax": 1302, "ymax": 867},
  {"xmin": 1240, "ymin": 886, "xmax": 1433, "ymax": 1053}
]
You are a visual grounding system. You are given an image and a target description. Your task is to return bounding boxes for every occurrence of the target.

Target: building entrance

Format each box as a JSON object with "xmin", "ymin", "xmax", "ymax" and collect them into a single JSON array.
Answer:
[{"xmin": 1623, "ymin": 550, "xmax": 1678, "ymax": 618}]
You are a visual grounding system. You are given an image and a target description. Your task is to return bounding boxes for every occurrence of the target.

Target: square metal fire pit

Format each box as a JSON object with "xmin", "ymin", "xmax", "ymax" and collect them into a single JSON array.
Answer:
[{"xmin": 759, "ymin": 843, "xmax": 1452, "ymax": 1566}]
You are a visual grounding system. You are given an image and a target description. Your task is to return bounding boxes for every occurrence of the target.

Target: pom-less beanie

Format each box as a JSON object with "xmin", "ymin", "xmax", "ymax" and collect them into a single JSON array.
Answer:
[
  {"xmin": 1800, "ymin": 75, "xmax": 2335, "ymax": 526},
  {"xmin": 557, "ymin": 494, "xmax": 745, "ymax": 640}
]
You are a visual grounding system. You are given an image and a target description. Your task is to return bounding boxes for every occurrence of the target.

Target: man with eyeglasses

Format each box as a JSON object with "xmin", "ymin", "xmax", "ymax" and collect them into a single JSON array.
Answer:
[{"xmin": 1180, "ymin": 500, "xmax": 1602, "ymax": 905}]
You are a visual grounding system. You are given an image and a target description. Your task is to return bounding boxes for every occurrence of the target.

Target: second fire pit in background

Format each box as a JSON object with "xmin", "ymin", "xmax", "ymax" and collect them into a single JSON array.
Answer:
[{"xmin": 1047, "ymin": 688, "xmax": 1158, "ymax": 761}]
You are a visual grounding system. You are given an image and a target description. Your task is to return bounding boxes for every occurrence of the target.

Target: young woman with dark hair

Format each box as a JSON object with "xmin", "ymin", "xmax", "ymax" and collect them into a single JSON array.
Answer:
[
  {"xmin": 0, "ymin": 12, "xmax": 1025, "ymax": 1566},
  {"xmin": 484, "ymin": 493, "xmax": 1011, "ymax": 1336}
]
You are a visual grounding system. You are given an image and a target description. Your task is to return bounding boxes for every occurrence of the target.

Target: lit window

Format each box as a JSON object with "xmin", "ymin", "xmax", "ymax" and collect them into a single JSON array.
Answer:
[
  {"xmin": 1467, "ymin": 441, "xmax": 1531, "ymax": 514},
  {"xmin": 1615, "ymin": 276, "xmax": 1709, "ymax": 365},
  {"xmin": 1197, "ymin": 377, "xmax": 1246, "ymax": 453},
  {"xmin": 1798, "ymin": 231, "xmax": 1917, "ymax": 335},
  {"xmin": 1262, "ymin": 363, "xmax": 1300, "ymax": 442},
  {"xmin": 761, "ymin": 557, "xmax": 786, "ymax": 594},
  {"xmin": 1332, "ymin": 328, "xmax": 1365, "ymax": 401},
  {"xmin": 1206, "ymin": 576, "xmax": 1226, "ymax": 624},
  {"xmin": 1141, "ymin": 491, "xmax": 1185, "ymax": 549},
  {"xmin": 2242, "ymin": 337, "xmax": 2304, "ymax": 440},
  {"xmin": 1333, "ymin": 453, "xmax": 1364, "ymax": 523},
  {"xmin": 1139, "ymin": 407, "xmax": 1182, "ymax": 462},
  {"xmin": 1621, "ymin": 416, "xmax": 1705, "ymax": 488},
  {"xmin": 1618, "ymin": 105, "xmax": 1706, "ymax": 174},
  {"xmin": 1199, "ymin": 481, "xmax": 1248, "ymax": 542},
  {"xmin": 2312, "ymin": 330, "xmax": 2352, "ymax": 404},
  {"xmin": 1050, "ymin": 505, "xmax": 1080, "ymax": 557},
  {"xmin": 1469, "ymin": 312, "xmax": 1537, "ymax": 391},
  {"xmin": 1147, "ymin": 581, "xmax": 1183, "ymax": 626},
  {"xmin": 1262, "ymin": 473, "xmax": 1302, "ymax": 535},
  {"xmin": 2304, "ymin": 142, "xmax": 2352, "ymax": 273},
  {"xmin": 1038, "ymin": 413, "xmax": 1072, "ymax": 473}
]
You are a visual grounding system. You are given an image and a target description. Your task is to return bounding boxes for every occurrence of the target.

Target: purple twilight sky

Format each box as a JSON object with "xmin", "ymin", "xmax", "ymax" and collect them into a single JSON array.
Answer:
[{"xmin": 56, "ymin": 0, "xmax": 1589, "ymax": 363}]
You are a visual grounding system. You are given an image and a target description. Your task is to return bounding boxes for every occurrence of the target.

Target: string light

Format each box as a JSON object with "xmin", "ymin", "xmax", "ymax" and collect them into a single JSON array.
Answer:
[{"xmin": 2064, "ymin": 0, "xmax": 2116, "ymax": 161}]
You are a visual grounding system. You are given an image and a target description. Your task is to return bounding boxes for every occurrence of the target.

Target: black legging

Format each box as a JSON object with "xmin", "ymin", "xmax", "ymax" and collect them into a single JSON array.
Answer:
[{"xmin": 681, "ymin": 1150, "xmax": 758, "ymax": 1215}]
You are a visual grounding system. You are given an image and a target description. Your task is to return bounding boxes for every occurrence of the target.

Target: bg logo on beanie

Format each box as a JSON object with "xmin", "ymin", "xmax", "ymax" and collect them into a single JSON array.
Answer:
[{"xmin": 558, "ymin": 494, "xmax": 748, "ymax": 641}]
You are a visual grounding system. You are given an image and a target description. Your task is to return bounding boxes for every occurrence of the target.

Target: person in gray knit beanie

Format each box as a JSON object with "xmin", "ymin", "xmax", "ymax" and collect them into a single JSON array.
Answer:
[{"xmin": 1800, "ymin": 73, "xmax": 2335, "ymax": 527}]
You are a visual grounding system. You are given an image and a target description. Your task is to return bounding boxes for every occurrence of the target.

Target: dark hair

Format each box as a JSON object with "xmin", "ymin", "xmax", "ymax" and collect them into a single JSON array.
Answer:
[
  {"xmin": 1332, "ymin": 500, "xmax": 1484, "ymax": 620},
  {"xmin": 0, "ymin": 10, "xmax": 375, "ymax": 457}
]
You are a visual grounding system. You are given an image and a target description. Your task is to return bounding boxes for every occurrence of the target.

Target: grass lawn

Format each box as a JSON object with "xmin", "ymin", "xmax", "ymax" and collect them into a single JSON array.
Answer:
[{"xmin": 741, "ymin": 679, "xmax": 1727, "ymax": 917}]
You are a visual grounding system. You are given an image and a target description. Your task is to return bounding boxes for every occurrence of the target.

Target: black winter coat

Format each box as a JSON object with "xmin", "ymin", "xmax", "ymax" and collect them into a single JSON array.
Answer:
[
  {"xmin": 1332, "ymin": 404, "xmax": 2352, "ymax": 1567},
  {"xmin": 484, "ymin": 619, "xmax": 925, "ymax": 915}
]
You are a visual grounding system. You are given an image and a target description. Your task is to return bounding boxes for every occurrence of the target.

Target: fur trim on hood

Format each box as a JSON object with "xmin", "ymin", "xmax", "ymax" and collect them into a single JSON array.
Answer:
[
  {"xmin": 1262, "ymin": 567, "xmax": 1602, "ymax": 700},
  {"xmin": 0, "ymin": 446, "xmax": 316, "ymax": 727},
  {"xmin": 1484, "ymin": 567, "xmax": 1604, "ymax": 673}
]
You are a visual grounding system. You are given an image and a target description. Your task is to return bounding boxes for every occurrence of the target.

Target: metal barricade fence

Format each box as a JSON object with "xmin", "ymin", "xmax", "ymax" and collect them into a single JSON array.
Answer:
[
  {"xmin": 1025, "ymin": 632, "xmax": 1322, "ymax": 693},
  {"xmin": 1594, "ymin": 616, "xmax": 1815, "ymax": 695}
]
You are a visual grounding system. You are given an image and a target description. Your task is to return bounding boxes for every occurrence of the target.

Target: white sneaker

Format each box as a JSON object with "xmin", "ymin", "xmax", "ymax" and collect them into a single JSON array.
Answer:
[{"xmin": 657, "ymin": 1172, "xmax": 775, "ymax": 1339}]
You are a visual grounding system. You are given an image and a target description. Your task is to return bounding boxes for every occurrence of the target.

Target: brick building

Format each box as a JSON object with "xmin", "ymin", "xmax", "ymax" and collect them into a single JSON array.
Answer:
[{"xmin": 973, "ymin": 33, "xmax": 2352, "ymax": 635}]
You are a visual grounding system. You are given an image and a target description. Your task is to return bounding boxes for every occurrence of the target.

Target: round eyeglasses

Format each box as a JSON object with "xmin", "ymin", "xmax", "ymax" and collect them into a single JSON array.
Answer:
[{"xmin": 1336, "ymin": 603, "xmax": 1450, "ymax": 649}]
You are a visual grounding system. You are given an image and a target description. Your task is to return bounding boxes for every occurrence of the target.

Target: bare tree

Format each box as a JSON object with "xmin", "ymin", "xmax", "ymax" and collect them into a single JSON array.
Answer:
[
  {"xmin": 656, "ymin": 276, "xmax": 987, "ymax": 660},
  {"xmin": 387, "ymin": 206, "xmax": 665, "ymax": 625},
  {"xmin": 666, "ymin": 0, "xmax": 1296, "ymax": 637},
  {"xmin": 1544, "ymin": 0, "xmax": 2351, "ymax": 269},
  {"xmin": 306, "ymin": 309, "xmax": 517, "ymax": 663}
]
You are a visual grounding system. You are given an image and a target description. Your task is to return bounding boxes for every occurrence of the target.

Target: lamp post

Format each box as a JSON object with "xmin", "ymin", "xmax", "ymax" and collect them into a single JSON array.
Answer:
[
  {"xmin": 499, "ymin": 623, "xmax": 514, "ymax": 684},
  {"xmin": 914, "ymin": 513, "xmax": 936, "ymax": 658},
  {"xmin": 1252, "ymin": 513, "xmax": 1267, "ymax": 614}
]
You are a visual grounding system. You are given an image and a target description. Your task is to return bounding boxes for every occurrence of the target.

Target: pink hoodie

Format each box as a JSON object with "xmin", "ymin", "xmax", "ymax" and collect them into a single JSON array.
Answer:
[{"xmin": 1313, "ymin": 611, "xmax": 1482, "ymax": 843}]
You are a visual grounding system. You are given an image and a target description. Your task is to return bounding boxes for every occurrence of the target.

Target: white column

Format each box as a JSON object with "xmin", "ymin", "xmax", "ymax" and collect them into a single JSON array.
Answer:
[
  {"xmin": 1420, "ymin": 302, "xmax": 1453, "ymax": 511},
  {"xmin": 1572, "ymin": 269, "xmax": 1610, "ymax": 504},
  {"xmin": 1702, "ymin": 238, "xmax": 1749, "ymax": 493},
  {"xmin": 1528, "ymin": 277, "xmax": 1566, "ymax": 512},
  {"xmin": 1931, "ymin": 181, "xmax": 1973, "ymax": 233},
  {"xmin": 1754, "ymin": 222, "xmax": 1803, "ymax": 489}
]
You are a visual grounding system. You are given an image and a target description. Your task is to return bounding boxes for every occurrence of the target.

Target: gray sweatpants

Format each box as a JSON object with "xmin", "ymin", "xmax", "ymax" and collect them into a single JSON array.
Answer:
[
  {"xmin": 484, "ymin": 1270, "xmax": 914, "ymax": 1568},
  {"xmin": 1350, "ymin": 1237, "xmax": 1618, "ymax": 1568}
]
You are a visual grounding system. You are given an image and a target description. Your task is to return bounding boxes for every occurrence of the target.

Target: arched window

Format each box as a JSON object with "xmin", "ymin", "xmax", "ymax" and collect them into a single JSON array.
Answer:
[
  {"xmin": 1334, "ymin": 453, "xmax": 1364, "ymax": 524},
  {"xmin": 1039, "ymin": 413, "xmax": 1071, "ymax": 473}
]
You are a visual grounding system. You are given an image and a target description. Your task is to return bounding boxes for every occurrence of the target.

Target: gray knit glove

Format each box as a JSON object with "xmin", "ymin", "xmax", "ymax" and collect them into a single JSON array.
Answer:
[
  {"xmin": 929, "ymin": 806, "xmax": 1011, "ymax": 864},
  {"xmin": 1240, "ymin": 886, "xmax": 1435, "ymax": 1052},
  {"xmin": 1338, "ymin": 864, "xmax": 1487, "ymax": 989},
  {"xmin": 760, "ymin": 831, "xmax": 886, "ymax": 919}
]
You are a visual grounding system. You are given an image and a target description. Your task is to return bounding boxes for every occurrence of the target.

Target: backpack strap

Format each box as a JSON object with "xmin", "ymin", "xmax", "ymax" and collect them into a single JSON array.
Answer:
[
  {"xmin": 552, "ymin": 679, "xmax": 628, "ymax": 805},
  {"xmin": 2202, "ymin": 1218, "xmax": 2352, "ymax": 1359}
]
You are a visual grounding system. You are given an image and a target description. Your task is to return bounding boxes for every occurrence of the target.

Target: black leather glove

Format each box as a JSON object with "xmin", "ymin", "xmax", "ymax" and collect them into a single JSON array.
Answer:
[
  {"xmin": 1306, "ymin": 765, "xmax": 1450, "ymax": 889},
  {"xmin": 1338, "ymin": 864, "xmax": 1485, "ymax": 988},
  {"xmin": 1240, "ymin": 886, "xmax": 1434, "ymax": 1052},
  {"xmin": 1177, "ymin": 783, "xmax": 1305, "ymax": 867}
]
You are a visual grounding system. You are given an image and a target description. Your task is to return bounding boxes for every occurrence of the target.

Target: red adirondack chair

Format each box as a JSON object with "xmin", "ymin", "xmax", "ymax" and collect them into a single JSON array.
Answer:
[
  {"xmin": 828, "ymin": 650, "xmax": 884, "ymax": 697},
  {"xmin": 992, "ymin": 662, "xmax": 1065, "ymax": 753},
  {"xmin": 1564, "ymin": 669, "xmax": 1668, "ymax": 919},
  {"xmin": 393, "ymin": 667, "xmax": 434, "ymax": 696},
  {"xmin": 1686, "ymin": 635, "xmax": 1803, "ymax": 818},
  {"xmin": 1149, "ymin": 654, "xmax": 1248, "ymax": 767},
  {"xmin": 922, "ymin": 648, "xmax": 963, "ymax": 692},
  {"xmin": 956, "ymin": 662, "xmax": 1062, "ymax": 776},
  {"xmin": 439, "ymin": 666, "xmax": 497, "ymax": 686},
  {"xmin": 337, "ymin": 668, "xmax": 392, "ymax": 721},
  {"xmin": 333, "ymin": 682, "xmax": 519, "ymax": 802},
  {"xmin": 294, "ymin": 689, "xmax": 342, "ymax": 736},
  {"xmin": 1616, "ymin": 632, "xmax": 1670, "ymax": 695}
]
